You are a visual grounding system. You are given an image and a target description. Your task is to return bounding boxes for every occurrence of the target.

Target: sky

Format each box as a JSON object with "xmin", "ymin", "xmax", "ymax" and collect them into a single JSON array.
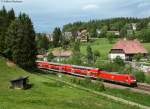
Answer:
[{"xmin": 1, "ymin": 0, "xmax": 150, "ymax": 33}]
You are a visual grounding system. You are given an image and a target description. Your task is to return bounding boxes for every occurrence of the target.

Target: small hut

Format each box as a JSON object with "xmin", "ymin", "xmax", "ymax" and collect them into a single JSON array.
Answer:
[{"xmin": 10, "ymin": 76, "xmax": 29, "ymax": 89}]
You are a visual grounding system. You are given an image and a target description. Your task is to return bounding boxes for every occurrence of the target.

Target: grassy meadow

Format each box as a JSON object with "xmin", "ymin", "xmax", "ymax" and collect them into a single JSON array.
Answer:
[
  {"xmin": 80, "ymin": 38, "xmax": 114, "ymax": 59},
  {"xmin": 80, "ymin": 38, "xmax": 150, "ymax": 60},
  {"xmin": 0, "ymin": 57, "xmax": 141, "ymax": 109},
  {"xmin": 144, "ymin": 43, "xmax": 150, "ymax": 53}
]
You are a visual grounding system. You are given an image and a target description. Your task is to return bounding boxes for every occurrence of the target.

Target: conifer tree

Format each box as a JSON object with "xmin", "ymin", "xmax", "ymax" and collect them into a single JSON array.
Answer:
[
  {"xmin": 53, "ymin": 27, "xmax": 62, "ymax": 47},
  {"xmin": 0, "ymin": 6, "xmax": 8, "ymax": 54},
  {"xmin": 6, "ymin": 13, "xmax": 37, "ymax": 70},
  {"xmin": 36, "ymin": 33, "xmax": 50, "ymax": 50},
  {"xmin": 86, "ymin": 45, "xmax": 93, "ymax": 64},
  {"xmin": 0, "ymin": 7, "xmax": 15, "ymax": 55},
  {"xmin": 8, "ymin": 8, "xmax": 15, "ymax": 23}
]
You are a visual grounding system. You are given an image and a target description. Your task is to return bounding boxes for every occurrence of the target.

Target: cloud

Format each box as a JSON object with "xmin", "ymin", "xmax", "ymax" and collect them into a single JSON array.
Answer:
[
  {"xmin": 137, "ymin": 2, "xmax": 150, "ymax": 8},
  {"xmin": 82, "ymin": 4, "xmax": 99, "ymax": 11},
  {"xmin": 2, "ymin": 0, "xmax": 150, "ymax": 33}
]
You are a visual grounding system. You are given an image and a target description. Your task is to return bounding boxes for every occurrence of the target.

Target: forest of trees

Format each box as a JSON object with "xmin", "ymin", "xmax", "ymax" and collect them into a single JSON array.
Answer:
[
  {"xmin": 63, "ymin": 17, "xmax": 150, "ymax": 42},
  {"xmin": 0, "ymin": 6, "xmax": 37, "ymax": 70}
]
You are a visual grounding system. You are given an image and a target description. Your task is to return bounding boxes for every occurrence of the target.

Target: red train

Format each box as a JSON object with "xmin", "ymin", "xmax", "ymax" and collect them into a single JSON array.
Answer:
[{"xmin": 36, "ymin": 61, "xmax": 137, "ymax": 86}]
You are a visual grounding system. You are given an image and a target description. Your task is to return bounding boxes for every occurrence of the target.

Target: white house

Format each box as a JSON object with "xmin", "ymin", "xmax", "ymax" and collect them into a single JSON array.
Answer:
[
  {"xmin": 46, "ymin": 33, "xmax": 53, "ymax": 42},
  {"xmin": 63, "ymin": 32, "xmax": 73, "ymax": 40},
  {"xmin": 77, "ymin": 29, "xmax": 89, "ymax": 42},
  {"xmin": 131, "ymin": 23, "xmax": 137, "ymax": 31},
  {"xmin": 109, "ymin": 49, "xmax": 126, "ymax": 60},
  {"xmin": 109, "ymin": 39, "xmax": 148, "ymax": 61}
]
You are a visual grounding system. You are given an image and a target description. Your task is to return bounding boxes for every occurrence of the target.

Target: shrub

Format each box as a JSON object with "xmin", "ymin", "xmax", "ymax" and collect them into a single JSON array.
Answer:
[
  {"xmin": 47, "ymin": 52, "xmax": 54, "ymax": 61},
  {"xmin": 133, "ymin": 53, "xmax": 143, "ymax": 62},
  {"xmin": 113, "ymin": 56, "xmax": 125, "ymax": 66},
  {"xmin": 97, "ymin": 61, "xmax": 123, "ymax": 73},
  {"xmin": 70, "ymin": 77, "xmax": 105, "ymax": 91},
  {"xmin": 133, "ymin": 71, "xmax": 145, "ymax": 82},
  {"xmin": 145, "ymin": 75, "xmax": 150, "ymax": 84}
]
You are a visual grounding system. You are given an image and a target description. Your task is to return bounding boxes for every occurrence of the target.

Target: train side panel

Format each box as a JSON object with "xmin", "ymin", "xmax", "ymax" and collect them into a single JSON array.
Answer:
[
  {"xmin": 36, "ymin": 61, "xmax": 137, "ymax": 86},
  {"xmin": 98, "ymin": 71, "xmax": 130, "ymax": 85}
]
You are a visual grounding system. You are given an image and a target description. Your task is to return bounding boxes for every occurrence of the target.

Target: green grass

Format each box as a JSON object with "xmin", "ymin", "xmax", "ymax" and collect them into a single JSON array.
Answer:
[
  {"xmin": 104, "ymin": 88, "xmax": 150, "ymax": 107},
  {"xmin": 144, "ymin": 43, "xmax": 150, "ymax": 52},
  {"xmin": 0, "ymin": 57, "xmax": 140, "ymax": 109},
  {"xmin": 80, "ymin": 38, "xmax": 115, "ymax": 59},
  {"xmin": 55, "ymin": 74, "xmax": 150, "ymax": 107},
  {"xmin": 145, "ymin": 75, "xmax": 150, "ymax": 84},
  {"xmin": 80, "ymin": 38, "xmax": 150, "ymax": 60}
]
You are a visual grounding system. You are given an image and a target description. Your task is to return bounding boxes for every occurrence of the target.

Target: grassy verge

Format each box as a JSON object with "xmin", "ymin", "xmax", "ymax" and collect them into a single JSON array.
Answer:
[
  {"xmin": 104, "ymin": 88, "xmax": 150, "ymax": 107},
  {"xmin": 55, "ymin": 73, "xmax": 150, "ymax": 107},
  {"xmin": 0, "ymin": 57, "xmax": 140, "ymax": 109}
]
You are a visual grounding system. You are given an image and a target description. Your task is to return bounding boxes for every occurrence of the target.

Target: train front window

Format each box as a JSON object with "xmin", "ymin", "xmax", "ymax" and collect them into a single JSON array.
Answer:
[{"xmin": 130, "ymin": 76, "xmax": 136, "ymax": 80}]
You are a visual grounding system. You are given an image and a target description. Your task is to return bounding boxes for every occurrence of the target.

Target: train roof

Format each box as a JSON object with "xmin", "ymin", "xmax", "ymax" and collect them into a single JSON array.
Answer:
[
  {"xmin": 71, "ymin": 65, "xmax": 98, "ymax": 70},
  {"xmin": 36, "ymin": 61, "xmax": 98, "ymax": 70},
  {"xmin": 37, "ymin": 61, "xmax": 66, "ymax": 66}
]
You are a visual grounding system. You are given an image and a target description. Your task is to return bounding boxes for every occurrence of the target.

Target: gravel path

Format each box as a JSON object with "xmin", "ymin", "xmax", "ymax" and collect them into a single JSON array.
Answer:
[{"xmin": 103, "ymin": 82, "xmax": 150, "ymax": 95}]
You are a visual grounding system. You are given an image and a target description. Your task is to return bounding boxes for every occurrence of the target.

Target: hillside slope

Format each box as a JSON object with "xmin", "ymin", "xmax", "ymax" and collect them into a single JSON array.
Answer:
[{"xmin": 0, "ymin": 57, "xmax": 140, "ymax": 109}]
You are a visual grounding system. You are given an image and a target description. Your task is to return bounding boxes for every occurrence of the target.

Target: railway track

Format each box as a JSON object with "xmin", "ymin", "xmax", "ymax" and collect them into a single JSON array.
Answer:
[
  {"xmin": 136, "ymin": 83, "xmax": 150, "ymax": 92},
  {"xmin": 40, "ymin": 68, "xmax": 150, "ymax": 95},
  {"xmin": 102, "ymin": 82, "xmax": 150, "ymax": 95}
]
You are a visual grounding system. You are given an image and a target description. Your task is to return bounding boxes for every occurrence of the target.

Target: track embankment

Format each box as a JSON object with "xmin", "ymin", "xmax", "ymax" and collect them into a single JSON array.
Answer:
[{"xmin": 41, "ymin": 74, "xmax": 150, "ymax": 109}]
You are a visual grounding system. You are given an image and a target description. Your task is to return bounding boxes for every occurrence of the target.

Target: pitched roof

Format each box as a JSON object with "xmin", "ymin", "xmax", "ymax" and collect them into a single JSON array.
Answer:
[
  {"xmin": 52, "ymin": 49, "xmax": 73, "ymax": 57},
  {"xmin": 112, "ymin": 39, "xmax": 148, "ymax": 54}
]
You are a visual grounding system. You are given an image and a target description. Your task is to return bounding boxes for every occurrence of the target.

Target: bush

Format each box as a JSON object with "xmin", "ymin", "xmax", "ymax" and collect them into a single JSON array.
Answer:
[
  {"xmin": 93, "ymin": 81, "xmax": 105, "ymax": 91},
  {"xmin": 70, "ymin": 77, "xmax": 105, "ymax": 91},
  {"xmin": 113, "ymin": 56, "xmax": 125, "ymax": 66},
  {"xmin": 47, "ymin": 52, "xmax": 54, "ymax": 61},
  {"xmin": 133, "ymin": 53, "xmax": 143, "ymax": 62},
  {"xmin": 97, "ymin": 61, "xmax": 123, "ymax": 72},
  {"xmin": 133, "ymin": 71, "xmax": 145, "ymax": 82},
  {"xmin": 145, "ymin": 75, "xmax": 150, "ymax": 84}
]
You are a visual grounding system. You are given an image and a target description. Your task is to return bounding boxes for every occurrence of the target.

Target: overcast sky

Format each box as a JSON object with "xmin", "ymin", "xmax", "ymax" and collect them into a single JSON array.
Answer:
[{"xmin": 1, "ymin": 0, "xmax": 150, "ymax": 33}]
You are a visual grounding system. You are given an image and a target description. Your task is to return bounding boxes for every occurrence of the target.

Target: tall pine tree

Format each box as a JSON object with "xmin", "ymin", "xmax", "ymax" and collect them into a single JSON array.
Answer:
[
  {"xmin": 7, "ymin": 8, "xmax": 15, "ymax": 23},
  {"xmin": 0, "ymin": 6, "xmax": 8, "ymax": 54},
  {"xmin": 6, "ymin": 13, "xmax": 37, "ymax": 70},
  {"xmin": 53, "ymin": 27, "xmax": 62, "ymax": 47},
  {"xmin": 0, "ymin": 7, "xmax": 15, "ymax": 55}
]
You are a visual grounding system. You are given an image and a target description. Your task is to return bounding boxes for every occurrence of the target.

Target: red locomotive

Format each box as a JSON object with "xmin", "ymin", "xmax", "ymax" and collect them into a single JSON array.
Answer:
[{"xmin": 36, "ymin": 61, "xmax": 137, "ymax": 86}]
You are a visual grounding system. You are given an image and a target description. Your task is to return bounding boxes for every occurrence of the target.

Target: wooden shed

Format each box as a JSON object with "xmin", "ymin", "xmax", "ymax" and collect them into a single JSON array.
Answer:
[{"xmin": 10, "ymin": 76, "xmax": 29, "ymax": 89}]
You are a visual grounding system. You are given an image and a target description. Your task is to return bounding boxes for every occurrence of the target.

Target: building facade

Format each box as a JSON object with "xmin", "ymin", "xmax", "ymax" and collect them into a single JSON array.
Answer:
[{"xmin": 109, "ymin": 39, "xmax": 148, "ymax": 61}]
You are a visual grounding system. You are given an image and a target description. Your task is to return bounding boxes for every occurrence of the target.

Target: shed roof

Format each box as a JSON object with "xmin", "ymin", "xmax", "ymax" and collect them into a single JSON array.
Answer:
[
  {"xmin": 52, "ymin": 49, "xmax": 73, "ymax": 57},
  {"xmin": 10, "ymin": 76, "xmax": 28, "ymax": 82}
]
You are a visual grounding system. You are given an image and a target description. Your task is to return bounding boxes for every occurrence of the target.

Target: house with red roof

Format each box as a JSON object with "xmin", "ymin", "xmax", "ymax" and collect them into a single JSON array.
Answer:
[{"xmin": 109, "ymin": 39, "xmax": 148, "ymax": 61}]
